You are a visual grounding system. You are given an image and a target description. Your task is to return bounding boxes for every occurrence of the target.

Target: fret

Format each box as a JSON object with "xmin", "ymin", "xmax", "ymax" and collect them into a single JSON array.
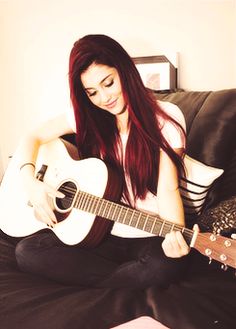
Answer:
[
  {"xmin": 128, "ymin": 211, "xmax": 139, "ymax": 228},
  {"xmin": 127, "ymin": 209, "xmax": 137, "ymax": 227},
  {"xmin": 87, "ymin": 194, "xmax": 98, "ymax": 215},
  {"xmin": 130, "ymin": 210, "xmax": 139, "ymax": 227},
  {"xmin": 122, "ymin": 207, "xmax": 132, "ymax": 225},
  {"xmin": 88, "ymin": 194, "xmax": 98, "ymax": 214},
  {"xmin": 106, "ymin": 201, "xmax": 116, "ymax": 221},
  {"xmin": 162, "ymin": 222, "xmax": 173, "ymax": 236},
  {"xmin": 77, "ymin": 192, "xmax": 84, "ymax": 208},
  {"xmin": 76, "ymin": 192, "xmax": 86, "ymax": 210},
  {"xmin": 105, "ymin": 201, "xmax": 114, "ymax": 220},
  {"xmin": 92, "ymin": 196, "xmax": 101, "ymax": 215},
  {"xmin": 149, "ymin": 216, "xmax": 156, "ymax": 233},
  {"xmin": 129, "ymin": 211, "xmax": 138, "ymax": 228},
  {"xmin": 102, "ymin": 200, "xmax": 112, "ymax": 219},
  {"xmin": 143, "ymin": 215, "xmax": 153, "ymax": 232},
  {"xmin": 170, "ymin": 223, "xmax": 175, "ymax": 232},
  {"xmin": 85, "ymin": 193, "xmax": 94, "ymax": 213},
  {"xmin": 93, "ymin": 197, "xmax": 103, "ymax": 216},
  {"xmin": 156, "ymin": 219, "xmax": 165, "ymax": 237},
  {"xmin": 73, "ymin": 192, "xmax": 80, "ymax": 209},
  {"xmin": 182, "ymin": 228, "xmax": 193, "ymax": 245},
  {"xmin": 136, "ymin": 213, "xmax": 146, "ymax": 230},
  {"xmin": 117, "ymin": 206, "xmax": 128, "ymax": 224},
  {"xmin": 83, "ymin": 193, "xmax": 91, "ymax": 212},
  {"xmin": 99, "ymin": 198, "xmax": 106, "ymax": 217},
  {"xmin": 112, "ymin": 204, "xmax": 123, "ymax": 223},
  {"xmin": 81, "ymin": 192, "xmax": 89, "ymax": 211}
]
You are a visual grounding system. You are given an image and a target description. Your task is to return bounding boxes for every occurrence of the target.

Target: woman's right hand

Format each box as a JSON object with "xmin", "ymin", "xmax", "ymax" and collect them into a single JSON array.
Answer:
[
  {"xmin": 24, "ymin": 176, "xmax": 64, "ymax": 228},
  {"xmin": 17, "ymin": 114, "xmax": 74, "ymax": 226}
]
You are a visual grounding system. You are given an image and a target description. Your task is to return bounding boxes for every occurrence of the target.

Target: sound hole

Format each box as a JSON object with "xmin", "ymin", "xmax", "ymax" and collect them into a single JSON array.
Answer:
[{"xmin": 55, "ymin": 181, "xmax": 77, "ymax": 211}]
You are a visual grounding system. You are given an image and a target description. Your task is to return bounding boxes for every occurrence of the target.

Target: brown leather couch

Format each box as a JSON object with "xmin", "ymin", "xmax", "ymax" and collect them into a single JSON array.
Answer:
[{"xmin": 0, "ymin": 89, "xmax": 235, "ymax": 329}]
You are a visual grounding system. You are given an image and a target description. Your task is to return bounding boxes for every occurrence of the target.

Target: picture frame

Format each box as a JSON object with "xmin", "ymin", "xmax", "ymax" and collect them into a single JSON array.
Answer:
[{"xmin": 132, "ymin": 55, "xmax": 177, "ymax": 91}]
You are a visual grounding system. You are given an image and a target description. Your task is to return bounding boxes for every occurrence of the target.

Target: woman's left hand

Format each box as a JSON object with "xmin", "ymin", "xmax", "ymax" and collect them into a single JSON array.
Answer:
[
  {"xmin": 162, "ymin": 225, "xmax": 199, "ymax": 258},
  {"xmin": 162, "ymin": 230, "xmax": 190, "ymax": 258}
]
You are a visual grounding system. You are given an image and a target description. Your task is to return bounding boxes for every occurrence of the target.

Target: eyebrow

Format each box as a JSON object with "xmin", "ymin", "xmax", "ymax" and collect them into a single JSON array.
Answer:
[{"xmin": 84, "ymin": 74, "xmax": 113, "ymax": 91}]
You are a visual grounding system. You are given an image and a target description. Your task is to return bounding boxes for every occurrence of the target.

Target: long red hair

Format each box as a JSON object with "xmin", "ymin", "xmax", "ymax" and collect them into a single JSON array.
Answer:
[{"xmin": 68, "ymin": 34, "xmax": 185, "ymax": 203}]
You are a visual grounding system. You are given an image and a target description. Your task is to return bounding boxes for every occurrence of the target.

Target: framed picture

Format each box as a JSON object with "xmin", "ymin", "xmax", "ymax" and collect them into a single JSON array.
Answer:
[{"xmin": 132, "ymin": 55, "xmax": 177, "ymax": 91}]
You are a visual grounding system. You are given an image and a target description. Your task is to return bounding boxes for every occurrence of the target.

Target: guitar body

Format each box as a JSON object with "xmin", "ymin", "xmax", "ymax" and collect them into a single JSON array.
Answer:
[{"xmin": 0, "ymin": 138, "xmax": 122, "ymax": 246}]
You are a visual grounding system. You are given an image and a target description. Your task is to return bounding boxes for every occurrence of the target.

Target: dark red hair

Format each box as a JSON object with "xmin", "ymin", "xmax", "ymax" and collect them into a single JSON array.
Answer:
[{"xmin": 68, "ymin": 34, "xmax": 185, "ymax": 203}]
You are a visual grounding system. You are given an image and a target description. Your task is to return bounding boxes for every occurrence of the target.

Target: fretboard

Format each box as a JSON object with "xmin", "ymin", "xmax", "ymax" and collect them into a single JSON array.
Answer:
[{"xmin": 74, "ymin": 190, "xmax": 194, "ymax": 245}]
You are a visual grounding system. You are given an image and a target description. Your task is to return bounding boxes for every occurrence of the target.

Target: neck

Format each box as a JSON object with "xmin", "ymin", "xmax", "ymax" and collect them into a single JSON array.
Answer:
[{"xmin": 116, "ymin": 106, "xmax": 129, "ymax": 134}]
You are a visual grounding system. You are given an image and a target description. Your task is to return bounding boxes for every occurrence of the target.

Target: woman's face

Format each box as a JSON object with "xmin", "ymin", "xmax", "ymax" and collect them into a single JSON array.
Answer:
[{"xmin": 81, "ymin": 63, "xmax": 127, "ymax": 116}]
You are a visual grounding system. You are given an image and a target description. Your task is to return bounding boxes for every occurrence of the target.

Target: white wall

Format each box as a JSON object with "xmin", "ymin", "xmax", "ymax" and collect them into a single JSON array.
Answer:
[{"xmin": 0, "ymin": 0, "xmax": 236, "ymax": 179}]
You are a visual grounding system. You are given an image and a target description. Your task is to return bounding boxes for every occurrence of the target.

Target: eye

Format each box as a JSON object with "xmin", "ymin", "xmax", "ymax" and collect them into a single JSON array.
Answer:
[
  {"xmin": 105, "ymin": 79, "xmax": 114, "ymax": 87},
  {"xmin": 87, "ymin": 91, "xmax": 97, "ymax": 97}
]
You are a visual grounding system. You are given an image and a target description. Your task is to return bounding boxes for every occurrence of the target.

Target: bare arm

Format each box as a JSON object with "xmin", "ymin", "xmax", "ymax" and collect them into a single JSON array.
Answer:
[
  {"xmin": 18, "ymin": 113, "xmax": 74, "ymax": 164},
  {"xmin": 157, "ymin": 148, "xmax": 192, "ymax": 258},
  {"xmin": 156, "ymin": 148, "xmax": 185, "ymax": 226},
  {"xmin": 18, "ymin": 113, "xmax": 74, "ymax": 226}
]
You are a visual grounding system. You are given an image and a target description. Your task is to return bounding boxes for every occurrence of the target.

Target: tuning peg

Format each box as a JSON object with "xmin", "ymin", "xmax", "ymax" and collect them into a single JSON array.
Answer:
[
  {"xmin": 208, "ymin": 258, "xmax": 212, "ymax": 265},
  {"xmin": 221, "ymin": 264, "xmax": 228, "ymax": 271},
  {"xmin": 231, "ymin": 233, "xmax": 236, "ymax": 240}
]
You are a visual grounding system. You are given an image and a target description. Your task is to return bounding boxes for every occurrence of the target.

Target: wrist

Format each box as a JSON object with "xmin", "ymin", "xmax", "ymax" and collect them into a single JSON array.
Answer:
[{"xmin": 19, "ymin": 162, "xmax": 36, "ymax": 171}]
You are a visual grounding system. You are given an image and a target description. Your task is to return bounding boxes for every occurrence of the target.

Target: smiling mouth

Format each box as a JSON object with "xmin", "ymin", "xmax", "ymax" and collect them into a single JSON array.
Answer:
[{"xmin": 106, "ymin": 99, "xmax": 117, "ymax": 109}]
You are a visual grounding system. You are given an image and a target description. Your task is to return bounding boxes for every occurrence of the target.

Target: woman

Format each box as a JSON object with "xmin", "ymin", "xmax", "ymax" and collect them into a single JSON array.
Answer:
[{"xmin": 15, "ymin": 34, "xmax": 193, "ymax": 288}]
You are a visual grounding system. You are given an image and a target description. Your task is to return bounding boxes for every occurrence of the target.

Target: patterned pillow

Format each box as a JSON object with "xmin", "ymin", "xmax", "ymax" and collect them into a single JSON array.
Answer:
[{"xmin": 180, "ymin": 155, "xmax": 224, "ymax": 217}]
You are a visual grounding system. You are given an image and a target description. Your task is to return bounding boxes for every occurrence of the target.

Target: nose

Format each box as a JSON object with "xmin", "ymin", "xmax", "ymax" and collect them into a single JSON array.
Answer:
[{"xmin": 100, "ymin": 88, "xmax": 111, "ymax": 104}]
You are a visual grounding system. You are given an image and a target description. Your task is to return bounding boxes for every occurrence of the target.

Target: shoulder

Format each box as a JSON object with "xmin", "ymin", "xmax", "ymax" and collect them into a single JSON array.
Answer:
[
  {"xmin": 157, "ymin": 100, "xmax": 186, "ymax": 148},
  {"xmin": 157, "ymin": 100, "xmax": 186, "ymax": 131}
]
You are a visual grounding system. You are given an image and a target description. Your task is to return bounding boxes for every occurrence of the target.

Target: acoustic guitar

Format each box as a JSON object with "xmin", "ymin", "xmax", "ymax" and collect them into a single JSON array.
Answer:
[{"xmin": 0, "ymin": 138, "xmax": 235, "ymax": 270}]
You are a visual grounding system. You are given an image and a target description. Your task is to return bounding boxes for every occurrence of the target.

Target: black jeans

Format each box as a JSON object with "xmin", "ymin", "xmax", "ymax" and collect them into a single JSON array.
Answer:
[{"xmin": 15, "ymin": 231, "xmax": 189, "ymax": 289}]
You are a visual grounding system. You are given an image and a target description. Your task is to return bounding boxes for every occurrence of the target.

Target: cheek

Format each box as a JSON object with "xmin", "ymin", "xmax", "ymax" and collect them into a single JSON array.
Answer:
[{"xmin": 89, "ymin": 95, "xmax": 100, "ymax": 107}]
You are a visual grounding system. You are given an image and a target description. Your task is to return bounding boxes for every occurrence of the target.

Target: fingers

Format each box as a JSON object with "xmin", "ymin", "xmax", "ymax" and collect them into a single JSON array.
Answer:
[
  {"xmin": 47, "ymin": 186, "xmax": 65, "ymax": 199},
  {"xmin": 29, "ymin": 181, "xmax": 62, "ymax": 226},
  {"xmin": 162, "ymin": 230, "xmax": 190, "ymax": 258},
  {"xmin": 34, "ymin": 204, "xmax": 57, "ymax": 227}
]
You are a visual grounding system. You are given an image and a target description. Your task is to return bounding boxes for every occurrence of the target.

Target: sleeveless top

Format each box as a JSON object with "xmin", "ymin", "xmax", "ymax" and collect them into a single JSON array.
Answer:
[{"xmin": 67, "ymin": 100, "xmax": 186, "ymax": 238}]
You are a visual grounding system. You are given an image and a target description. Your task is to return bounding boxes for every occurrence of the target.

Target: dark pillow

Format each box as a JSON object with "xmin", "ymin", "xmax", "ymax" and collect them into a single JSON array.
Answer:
[
  {"xmin": 154, "ymin": 88, "xmax": 236, "ymax": 209},
  {"xmin": 154, "ymin": 89, "xmax": 211, "ymax": 134}
]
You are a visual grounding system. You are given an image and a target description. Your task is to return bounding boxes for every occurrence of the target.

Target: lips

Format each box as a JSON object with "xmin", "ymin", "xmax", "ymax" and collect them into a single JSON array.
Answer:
[{"xmin": 106, "ymin": 99, "xmax": 117, "ymax": 109}]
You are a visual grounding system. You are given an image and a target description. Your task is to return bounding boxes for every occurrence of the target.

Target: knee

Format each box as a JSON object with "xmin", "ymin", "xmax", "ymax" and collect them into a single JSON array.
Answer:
[{"xmin": 15, "ymin": 237, "xmax": 36, "ymax": 271}]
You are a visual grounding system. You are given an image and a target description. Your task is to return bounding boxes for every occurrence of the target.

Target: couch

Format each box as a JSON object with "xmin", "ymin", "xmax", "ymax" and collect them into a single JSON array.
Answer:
[{"xmin": 0, "ymin": 89, "xmax": 235, "ymax": 329}]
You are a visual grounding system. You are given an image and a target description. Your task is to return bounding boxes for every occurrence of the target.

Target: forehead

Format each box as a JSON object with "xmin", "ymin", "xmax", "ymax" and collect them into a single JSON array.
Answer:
[{"xmin": 81, "ymin": 63, "xmax": 117, "ymax": 88}]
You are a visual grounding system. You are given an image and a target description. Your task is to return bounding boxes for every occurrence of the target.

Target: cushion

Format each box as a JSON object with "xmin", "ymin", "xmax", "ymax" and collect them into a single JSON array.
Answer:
[
  {"xmin": 180, "ymin": 155, "xmax": 224, "ymax": 218},
  {"xmin": 111, "ymin": 316, "xmax": 169, "ymax": 328},
  {"xmin": 155, "ymin": 89, "xmax": 236, "ymax": 209}
]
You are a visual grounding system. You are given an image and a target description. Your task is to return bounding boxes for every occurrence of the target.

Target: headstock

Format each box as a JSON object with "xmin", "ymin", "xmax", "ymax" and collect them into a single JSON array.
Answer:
[{"xmin": 194, "ymin": 232, "xmax": 236, "ymax": 269}]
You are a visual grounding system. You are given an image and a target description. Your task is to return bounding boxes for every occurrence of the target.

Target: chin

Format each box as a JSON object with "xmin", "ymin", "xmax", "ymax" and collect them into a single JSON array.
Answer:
[{"xmin": 115, "ymin": 104, "xmax": 127, "ymax": 115}]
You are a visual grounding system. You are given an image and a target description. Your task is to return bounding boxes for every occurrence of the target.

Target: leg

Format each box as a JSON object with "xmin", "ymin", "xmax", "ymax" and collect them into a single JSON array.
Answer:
[
  {"xmin": 15, "ymin": 231, "xmax": 123, "ymax": 286},
  {"xmin": 97, "ymin": 236, "xmax": 190, "ymax": 289},
  {"xmin": 15, "ymin": 233, "xmax": 189, "ymax": 288}
]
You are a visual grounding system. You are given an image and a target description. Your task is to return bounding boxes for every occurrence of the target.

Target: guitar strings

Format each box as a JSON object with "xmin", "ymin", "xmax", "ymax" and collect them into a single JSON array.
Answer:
[
  {"xmin": 55, "ymin": 185, "xmax": 235, "ymax": 268},
  {"xmin": 56, "ymin": 185, "xmax": 233, "ymax": 247}
]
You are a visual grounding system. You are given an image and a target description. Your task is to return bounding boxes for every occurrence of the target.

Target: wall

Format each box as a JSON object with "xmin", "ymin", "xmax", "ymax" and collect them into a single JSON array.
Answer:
[{"xmin": 0, "ymin": 0, "xmax": 236, "ymax": 179}]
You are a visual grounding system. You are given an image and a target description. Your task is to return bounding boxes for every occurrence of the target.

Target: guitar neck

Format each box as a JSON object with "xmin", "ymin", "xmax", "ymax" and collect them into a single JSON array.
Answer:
[{"xmin": 74, "ymin": 190, "xmax": 194, "ymax": 244}]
